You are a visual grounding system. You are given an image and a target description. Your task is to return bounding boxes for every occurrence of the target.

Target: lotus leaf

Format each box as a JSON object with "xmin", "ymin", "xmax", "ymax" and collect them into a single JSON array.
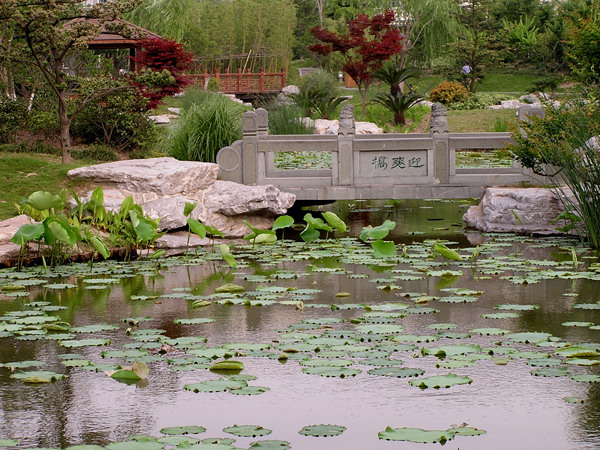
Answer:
[
  {"xmin": 422, "ymin": 345, "xmax": 481, "ymax": 358},
  {"xmin": 378, "ymin": 427, "xmax": 454, "ymax": 444},
  {"xmin": 10, "ymin": 371, "xmax": 66, "ymax": 383},
  {"xmin": 175, "ymin": 318, "xmax": 216, "ymax": 325},
  {"xmin": 565, "ymin": 358, "xmax": 600, "ymax": 366},
  {"xmin": 394, "ymin": 335, "xmax": 439, "ymax": 343},
  {"xmin": 184, "ymin": 379, "xmax": 247, "ymax": 393},
  {"xmin": 301, "ymin": 366, "xmax": 361, "ymax": 378},
  {"xmin": 60, "ymin": 339, "xmax": 110, "ymax": 347},
  {"xmin": 574, "ymin": 303, "xmax": 600, "ymax": 310},
  {"xmin": 448, "ymin": 426, "xmax": 487, "ymax": 436},
  {"xmin": 428, "ymin": 323, "xmax": 458, "ymax": 331},
  {"xmin": 0, "ymin": 439, "xmax": 19, "ymax": 447},
  {"xmin": 360, "ymin": 357, "xmax": 403, "ymax": 366},
  {"xmin": 564, "ymin": 397, "xmax": 585, "ymax": 403},
  {"xmin": 158, "ymin": 435, "xmax": 200, "ymax": 445},
  {"xmin": 160, "ymin": 426, "xmax": 206, "ymax": 435},
  {"xmin": 62, "ymin": 359, "xmax": 94, "ymax": 367},
  {"xmin": 495, "ymin": 304, "xmax": 540, "ymax": 311},
  {"xmin": 367, "ymin": 367, "xmax": 424, "ymax": 378},
  {"xmin": 556, "ymin": 347, "xmax": 600, "ymax": 358},
  {"xmin": 71, "ymin": 324, "xmax": 118, "ymax": 333},
  {"xmin": 531, "ymin": 367, "xmax": 570, "ymax": 377},
  {"xmin": 209, "ymin": 360, "xmax": 244, "ymax": 371},
  {"xmin": 527, "ymin": 358, "xmax": 562, "ymax": 367},
  {"xmin": 215, "ymin": 284, "xmax": 245, "ymax": 293},
  {"xmin": 562, "ymin": 321, "xmax": 594, "ymax": 327},
  {"xmin": 300, "ymin": 359, "xmax": 354, "ymax": 367},
  {"xmin": 355, "ymin": 324, "xmax": 404, "ymax": 334},
  {"xmin": 223, "ymin": 425, "xmax": 272, "ymax": 438},
  {"xmin": 229, "ymin": 386, "xmax": 270, "ymax": 395},
  {"xmin": 570, "ymin": 374, "xmax": 600, "ymax": 382},
  {"xmin": 1, "ymin": 360, "xmax": 45, "ymax": 370},
  {"xmin": 105, "ymin": 442, "xmax": 164, "ymax": 450},
  {"xmin": 481, "ymin": 312, "xmax": 520, "ymax": 319},
  {"xmin": 298, "ymin": 424, "xmax": 346, "ymax": 437},
  {"xmin": 409, "ymin": 373, "xmax": 473, "ymax": 389},
  {"xmin": 359, "ymin": 220, "xmax": 396, "ymax": 241},
  {"xmin": 65, "ymin": 446, "xmax": 105, "ymax": 450},
  {"xmin": 110, "ymin": 361, "xmax": 149, "ymax": 381},
  {"xmin": 470, "ymin": 328, "xmax": 510, "ymax": 336},
  {"xmin": 505, "ymin": 332, "xmax": 552, "ymax": 343},
  {"xmin": 44, "ymin": 283, "xmax": 77, "ymax": 289},
  {"xmin": 248, "ymin": 440, "xmax": 290, "ymax": 449}
]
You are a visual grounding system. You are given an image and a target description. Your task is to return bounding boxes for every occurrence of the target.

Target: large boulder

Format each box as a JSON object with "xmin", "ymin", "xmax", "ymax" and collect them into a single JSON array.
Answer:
[
  {"xmin": 142, "ymin": 196, "xmax": 203, "ymax": 231},
  {"xmin": 463, "ymin": 187, "xmax": 575, "ymax": 234},
  {"xmin": 204, "ymin": 181, "xmax": 295, "ymax": 217},
  {"xmin": 313, "ymin": 119, "xmax": 383, "ymax": 135},
  {"xmin": 68, "ymin": 157, "xmax": 219, "ymax": 202},
  {"xmin": 0, "ymin": 215, "xmax": 34, "ymax": 266}
]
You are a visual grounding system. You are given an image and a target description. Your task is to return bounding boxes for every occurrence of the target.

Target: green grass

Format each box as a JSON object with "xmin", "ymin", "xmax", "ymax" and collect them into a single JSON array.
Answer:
[
  {"xmin": 447, "ymin": 109, "xmax": 518, "ymax": 133},
  {"xmin": 0, "ymin": 152, "xmax": 91, "ymax": 220}
]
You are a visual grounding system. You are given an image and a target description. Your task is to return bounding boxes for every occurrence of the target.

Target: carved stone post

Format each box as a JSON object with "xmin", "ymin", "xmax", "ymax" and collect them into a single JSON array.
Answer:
[
  {"xmin": 338, "ymin": 104, "xmax": 355, "ymax": 186},
  {"xmin": 430, "ymin": 103, "xmax": 450, "ymax": 184},
  {"xmin": 242, "ymin": 110, "xmax": 259, "ymax": 185},
  {"xmin": 255, "ymin": 108, "xmax": 269, "ymax": 137}
]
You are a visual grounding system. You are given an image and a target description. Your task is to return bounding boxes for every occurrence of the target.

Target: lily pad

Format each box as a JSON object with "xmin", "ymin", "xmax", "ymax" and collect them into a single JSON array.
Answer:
[
  {"xmin": 10, "ymin": 371, "xmax": 66, "ymax": 383},
  {"xmin": 481, "ymin": 312, "xmax": 520, "ymax": 319},
  {"xmin": 302, "ymin": 366, "xmax": 361, "ymax": 378},
  {"xmin": 229, "ymin": 386, "xmax": 270, "ymax": 395},
  {"xmin": 409, "ymin": 373, "xmax": 473, "ymax": 389},
  {"xmin": 530, "ymin": 367, "xmax": 570, "ymax": 377},
  {"xmin": 209, "ymin": 360, "xmax": 244, "ymax": 372},
  {"xmin": 223, "ymin": 425, "xmax": 272, "ymax": 438},
  {"xmin": 175, "ymin": 318, "xmax": 216, "ymax": 325},
  {"xmin": 184, "ymin": 379, "xmax": 246, "ymax": 393},
  {"xmin": 378, "ymin": 427, "xmax": 454, "ymax": 444},
  {"xmin": 60, "ymin": 338, "xmax": 110, "ymax": 348},
  {"xmin": 248, "ymin": 440, "xmax": 290, "ymax": 449},
  {"xmin": 570, "ymin": 374, "xmax": 600, "ymax": 383},
  {"xmin": 355, "ymin": 324, "xmax": 404, "ymax": 334},
  {"xmin": 367, "ymin": 367, "xmax": 425, "ymax": 378},
  {"xmin": 160, "ymin": 425, "xmax": 207, "ymax": 435},
  {"xmin": 298, "ymin": 424, "xmax": 346, "ymax": 437}
]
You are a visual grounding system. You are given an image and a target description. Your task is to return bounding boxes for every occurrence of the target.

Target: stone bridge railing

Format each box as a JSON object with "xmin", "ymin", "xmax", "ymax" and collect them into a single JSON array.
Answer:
[{"xmin": 216, "ymin": 104, "xmax": 543, "ymax": 200}]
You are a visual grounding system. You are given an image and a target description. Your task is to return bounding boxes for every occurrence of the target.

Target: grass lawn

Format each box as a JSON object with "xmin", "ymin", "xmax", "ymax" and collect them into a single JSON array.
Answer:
[
  {"xmin": 0, "ymin": 152, "xmax": 92, "ymax": 220},
  {"xmin": 447, "ymin": 108, "xmax": 519, "ymax": 133}
]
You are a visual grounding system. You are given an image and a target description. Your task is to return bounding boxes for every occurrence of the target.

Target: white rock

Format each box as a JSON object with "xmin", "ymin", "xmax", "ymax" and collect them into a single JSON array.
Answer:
[
  {"xmin": 155, "ymin": 231, "xmax": 211, "ymax": 250},
  {"xmin": 0, "ymin": 215, "xmax": 33, "ymax": 244},
  {"xmin": 167, "ymin": 107, "xmax": 181, "ymax": 115},
  {"xmin": 148, "ymin": 115, "xmax": 171, "ymax": 124},
  {"xmin": 356, "ymin": 121, "xmax": 383, "ymax": 134},
  {"xmin": 500, "ymin": 100, "xmax": 523, "ymax": 109},
  {"xmin": 314, "ymin": 119, "xmax": 339, "ymax": 135},
  {"xmin": 141, "ymin": 196, "xmax": 203, "ymax": 231},
  {"xmin": 463, "ymin": 187, "xmax": 576, "ymax": 234},
  {"xmin": 68, "ymin": 158, "xmax": 220, "ymax": 199},
  {"xmin": 281, "ymin": 85, "xmax": 300, "ymax": 95}
]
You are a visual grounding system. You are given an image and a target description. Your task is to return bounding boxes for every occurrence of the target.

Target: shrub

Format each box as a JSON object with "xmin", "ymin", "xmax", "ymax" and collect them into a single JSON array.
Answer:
[
  {"xmin": 71, "ymin": 79, "xmax": 155, "ymax": 151},
  {"xmin": 0, "ymin": 100, "xmax": 28, "ymax": 143},
  {"xmin": 168, "ymin": 93, "xmax": 245, "ymax": 162},
  {"xmin": 528, "ymin": 75, "xmax": 562, "ymax": 94},
  {"xmin": 293, "ymin": 69, "xmax": 344, "ymax": 118},
  {"xmin": 207, "ymin": 77, "xmax": 220, "ymax": 92},
  {"xmin": 429, "ymin": 81, "xmax": 470, "ymax": 105},
  {"xmin": 447, "ymin": 93, "xmax": 513, "ymax": 110},
  {"xmin": 268, "ymin": 105, "xmax": 314, "ymax": 135},
  {"xmin": 72, "ymin": 145, "xmax": 118, "ymax": 162}
]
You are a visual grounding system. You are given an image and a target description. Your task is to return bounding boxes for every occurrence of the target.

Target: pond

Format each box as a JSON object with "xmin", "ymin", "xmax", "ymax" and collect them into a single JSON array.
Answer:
[{"xmin": 0, "ymin": 200, "xmax": 599, "ymax": 449}]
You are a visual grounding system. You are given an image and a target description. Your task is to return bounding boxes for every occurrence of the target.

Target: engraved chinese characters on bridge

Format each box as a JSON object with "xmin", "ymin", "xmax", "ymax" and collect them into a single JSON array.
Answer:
[{"xmin": 360, "ymin": 151, "xmax": 428, "ymax": 178}]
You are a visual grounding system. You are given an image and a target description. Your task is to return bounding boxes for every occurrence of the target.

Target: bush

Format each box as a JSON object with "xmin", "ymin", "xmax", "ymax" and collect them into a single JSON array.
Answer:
[
  {"xmin": 168, "ymin": 92, "xmax": 245, "ymax": 162},
  {"xmin": 0, "ymin": 100, "xmax": 28, "ymax": 143},
  {"xmin": 268, "ymin": 105, "xmax": 314, "ymax": 135},
  {"xmin": 447, "ymin": 93, "xmax": 513, "ymax": 110},
  {"xmin": 293, "ymin": 69, "xmax": 344, "ymax": 118},
  {"xmin": 72, "ymin": 145, "xmax": 118, "ymax": 162},
  {"xmin": 429, "ymin": 81, "xmax": 470, "ymax": 105},
  {"xmin": 71, "ymin": 79, "xmax": 155, "ymax": 151},
  {"xmin": 528, "ymin": 75, "xmax": 562, "ymax": 94}
]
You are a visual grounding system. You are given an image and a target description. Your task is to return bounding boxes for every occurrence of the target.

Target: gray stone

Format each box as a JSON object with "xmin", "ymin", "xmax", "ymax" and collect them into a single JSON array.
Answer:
[
  {"xmin": 155, "ymin": 231, "xmax": 211, "ymax": 250},
  {"xmin": 463, "ymin": 187, "xmax": 575, "ymax": 234},
  {"xmin": 204, "ymin": 180, "xmax": 295, "ymax": 217},
  {"xmin": 148, "ymin": 115, "xmax": 171, "ymax": 124},
  {"xmin": 200, "ymin": 210, "xmax": 275, "ymax": 237},
  {"xmin": 0, "ymin": 215, "xmax": 33, "ymax": 244},
  {"xmin": 313, "ymin": 119, "xmax": 382, "ymax": 135},
  {"xmin": 142, "ymin": 196, "xmax": 203, "ymax": 231},
  {"xmin": 68, "ymin": 157, "xmax": 219, "ymax": 200},
  {"xmin": 281, "ymin": 85, "xmax": 300, "ymax": 95},
  {"xmin": 167, "ymin": 107, "xmax": 181, "ymax": 115}
]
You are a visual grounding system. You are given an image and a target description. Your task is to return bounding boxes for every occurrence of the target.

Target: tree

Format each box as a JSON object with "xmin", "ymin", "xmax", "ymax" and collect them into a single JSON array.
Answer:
[
  {"xmin": 310, "ymin": 9, "xmax": 402, "ymax": 114},
  {"xmin": 131, "ymin": 37, "xmax": 193, "ymax": 108},
  {"xmin": 566, "ymin": 17, "xmax": 600, "ymax": 84},
  {"xmin": 1, "ymin": 0, "xmax": 139, "ymax": 163}
]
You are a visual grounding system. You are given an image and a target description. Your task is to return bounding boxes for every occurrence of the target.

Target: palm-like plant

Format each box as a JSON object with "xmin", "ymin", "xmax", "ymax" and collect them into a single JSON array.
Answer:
[
  {"xmin": 375, "ymin": 66, "xmax": 422, "ymax": 96},
  {"xmin": 373, "ymin": 91, "xmax": 424, "ymax": 125}
]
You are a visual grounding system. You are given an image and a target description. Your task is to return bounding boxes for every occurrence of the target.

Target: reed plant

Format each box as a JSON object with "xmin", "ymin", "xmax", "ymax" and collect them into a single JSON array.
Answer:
[
  {"xmin": 168, "ymin": 92, "xmax": 245, "ymax": 162},
  {"xmin": 268, "ymin": 105, "xmax": 314, "ymax": 135}
]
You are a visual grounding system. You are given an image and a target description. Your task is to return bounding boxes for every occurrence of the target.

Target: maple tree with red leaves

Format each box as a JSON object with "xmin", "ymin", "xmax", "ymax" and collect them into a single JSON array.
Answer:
[
  {"xmin": 309, "ymin": 9, "xmax": 402, "ymax": 114},
  {"xmin": 131, "ymin": 38, "xmax": 193, "ymax": 109}
]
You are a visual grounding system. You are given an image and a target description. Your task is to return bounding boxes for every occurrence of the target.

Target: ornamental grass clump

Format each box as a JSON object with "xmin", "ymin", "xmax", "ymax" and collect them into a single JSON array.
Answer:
[
  {"xmin": 168, "ymin": 92, "xmax": 245, "ymax": 162},
  {"xmin": 268, "ymin": 105, "xmax": 314, "ymax": 135}
]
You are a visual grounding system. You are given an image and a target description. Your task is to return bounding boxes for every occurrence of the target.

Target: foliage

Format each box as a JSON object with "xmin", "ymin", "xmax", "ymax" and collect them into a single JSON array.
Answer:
[
  {"xmin": 309, "ymin": 9, "xmax": 402, "ymax": 114},
  {"xmin": 429, "ymin": 82, "xmax": 470, "ymax": 105},
  {"xmin": 71, "ymin": 78, "xmax": 155, "ymax": 151},
  {"xmin": 130, "ymin": 37, "xmax": 193, "ymax": 109},
  {"xmin": 565, "ymin": 18, "xmax": 600, "ymax": 84},
  {"xmin": 446, "ymin": 93, "xmax": 512, "ymax": 110},
  {"xmin": 0, "ymin": 100, "xmax": 27, "ymax": 143},
  {"xmin": 168, "ymin": 93, "xmax": 245, "ymax": 162},
  {"xmin": 267, "ymin": 105, "xmax": 314, "ymax": 135},
  {"xmin": 528, "ymin": 75, "xmax": 562, "ymax": 94},
  {"xmin": 292, "ymin": 69, "xmax": 346, "ymax": 119},
  {"xmin": 372, "ymin": 92, "xmax": 423, "ymax": 126}
]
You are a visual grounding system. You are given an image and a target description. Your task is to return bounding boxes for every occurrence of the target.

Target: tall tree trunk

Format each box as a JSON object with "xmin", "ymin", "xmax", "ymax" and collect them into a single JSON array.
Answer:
[
  {"xmin": 360, "ymin": 88, "xmax": 367, "ymax": 116},
  {"xmin": 58, "ymin": 93, "xmax": 72, "ymax": 164}
]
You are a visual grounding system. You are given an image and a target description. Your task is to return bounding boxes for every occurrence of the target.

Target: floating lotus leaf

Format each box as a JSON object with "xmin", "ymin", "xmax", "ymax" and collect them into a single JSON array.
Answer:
[
  {"xmin": 299, "ymin": 359, "xmax": 354, "ymax": 367},
  {"xmin": 409, "ymin": 373, "xmax": 473, "ymax": 389},
  {"xmin": 570, "ymin": 374, "xmax": 600, "ymax": 382},
  {"xmin": 109, "ymin": 361, "xmax": 149, "ymax": 381},
  {"xmin": 158, "ymin": 435, "xmax": 200, "ymax": 445},
  {"xmin": 298, "ymin": 424, "xmax": 346, "ymax": 437},
  {"xmin": 209, "ymin": 360, "xmax": 244, "ymax": 371},
  {"xmin": 378, "ymin": 427, "xmax": 454, "ymax": 444},
  {"xmin": 248, "ymin": 440, "xmax": 290, "ymax": 449},
  {"xmin": 405, "ymin": 307, "xmax": 439, "ymax": 315},
  {"xmin": 10, "ymin": 371, "xmax": 66, "ymax": 383},
  {"xmin": 160, "ymin": 425, "xmax": 207, "ymax": 435},
  {"xmin": 563, "ymin": 397, "xmax": 585, "ymax": 403},
  {"xmin": 360, "ymin": 357, "xmax": 403, "ymax": 367},
  {"xmin": 481, "ymin": 312, "xmax": 520, "ymax": 319},
  {"xmin": 175, "ymin": 318, "xmax": 215, "ymax": 325},
  {"xmin": 302, "ymin": 366, "xmax": 361, "ymax": 378},
  {"xmin": 215, "ymin": 284, "xmax": 245, "ymax": 293},
  {"xmin": 556, "ymin": 347, "xmax": 600, "ymax": 358},
  {"xmin": 60, "ymin": 339, "xmax": 110, "ymax": 347},
  {"xmin": 61, "ymin": 359, "xmax": 94, "ymax": 367},
  {"xmin": 470, "ymin": 327, "xmax": 510, "ymax": 336},
  {"xmin": 565, "ymin": 358, "xmax": 600, "ymax": 366},
  {"xmin": 229, "ymin": 386, "xmax": 270, "ymax": 395},
  {"xmin": 0, "ymin": 439, "xmax": 19, "ymax": 447},
  {"xmin": 394, "ymin": 335, "xmax": 439, "ymax": 343},
  {"xmin": 302, "ymin": 318, "xmax": 343, "ymax": 325},
  {"xmin": 65, "ymin": 446, "xmax": 105, "ymax": 450},
  {"xmin": 44, "ymin": 283, "xmax": 77, "ymax": 289},
  {"xmin": 531, "ymin": 367, "xmax": 570, "ymax": 377},
  {"xmin": 1, "ymin": 360, "xmax": 45, "ymax": 370},
  {"xmin": 71, "ymin": 324, "xmax": 119, "ymax": 333},
  {"xmin": 512, "ymin": 351, "xmax": 550, "ymax": 360},
  {"xmin": 427, "ymin": 323, "xmax": 457, "ymax": 330},
  {"xmin": 184, "ymin": 379, "xmax": 247, "ymax": 393},
  {"xmin": 495, "ymin": 304, "xmax": 540, "ymax": 311},
  {"xmin": 368, "ymin": 367, "xmax": 424, "ymax": 378},
  {"xmin": 105, "ymin": 442, "xmax": 164, "ymax": 450},
  {"xmin": 436, "ymin": 359, "xmax": 475, "ymax": 369},
  {"xmin": 574, "ymin": 303, "xmax": 600, "ymax": 310},
  {"xmin": 223, "ymin": 343, "xmax": 271, "ymax": 351},
  {"xmin": 355, "ymin": 324, "xmax": 404, "ymax": 334},
  {"xmin": 12, "ymin": 315, "xmax": 60, "ymax": 325},
  {"xmin": 505, "ymin": 332, "xmax": 552, "ymax": 343},
  {"xmin": 448, "ymin": 426, "xmax": 487, "ymax": 436},
  {"xmin": 201, "ymin": 438, "xmax": 236, "ymax": 445},
  {"xmin": 223, "ymin": 425, "xmax": 272, "ymax": 438},
  {"xmin": 562, "ymin": 321, "xmax": 594, "ymax": 327},
  {"xmin": 422, "ymin": 345, "xmax": 482, "ymax": 358},
  {"xmin": 527, "ymin": 358, "xmax": 562, "ymax": 367}
]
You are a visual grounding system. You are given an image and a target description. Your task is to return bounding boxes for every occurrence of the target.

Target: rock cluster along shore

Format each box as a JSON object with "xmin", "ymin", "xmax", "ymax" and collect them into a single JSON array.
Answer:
[{"xmin": 463, "ymin": 187, "xmax": 576, "ymax": 235}]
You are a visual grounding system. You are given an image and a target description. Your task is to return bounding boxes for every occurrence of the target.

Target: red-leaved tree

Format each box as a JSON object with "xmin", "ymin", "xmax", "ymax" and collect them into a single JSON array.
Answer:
[
  {"xmin": 310, "ymin": 9, "xmax": 402, "ymax": 114},
  {"xmin": 131, "ymin": 37, "xmax": 193, "ymax": 109}
]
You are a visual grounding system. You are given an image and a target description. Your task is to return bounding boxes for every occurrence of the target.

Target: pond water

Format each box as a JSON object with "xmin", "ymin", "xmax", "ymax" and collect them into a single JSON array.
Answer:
[{"xmin": 0, "ymin": 200, "xmax": 599, "ymax": 450}]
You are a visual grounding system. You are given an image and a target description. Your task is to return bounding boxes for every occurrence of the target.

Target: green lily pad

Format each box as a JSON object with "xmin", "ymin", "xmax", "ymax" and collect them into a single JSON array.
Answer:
[
  {"xmin": 157, "ymin": 435, "xmax": 200, "ymax": 445},
  {"xmin": 184, "ymin": 379, "xmax": 247, "ymax": 393},
  {"xmin": 556, "ymin": 347, "xmax": 600, "ymax": 358},
  {"xmin": 1, "ymin": 360, "xmax": 45, "ymax": 370},
  {"xmin": 229, "ymin": 386, "xmax": 270, "ymax": 395},
  {"xmin": 565, "ymin": 358, "xmax": 600, "ymax": 366},
  {"xmin": 530, "ymin": 367, "xmax": 570, "ymax": 377},
  {"xmin": 562, "ymin": 321, "xmax": 594, "ymax": 327},
  {"xmin": 10, "ymin": 370, "xmax": 66, "ymax": 383},
  {"xmin": 298, "ymin": 424, "xmax": 346, "ymax": 437},
  {"xmin": 248, "ymin": 440, "xmax": 290, "ymax": 449},
  {"xmin": 223, "ymin": 425, "xmax": 272, "ymax": 438},
  {"xmin": 448, "ymin": 426, "xmax": 487, "ymax": 436},
  {"xmin": 570, "ymin": 374, "xmax": 600, "ymax": 382},
  {"xmin": 160, "ymin": 425, "xmax": 207, "ymax": 435},
  {"xmin": 495, "ymin": 304, "xmax": 540, "ymax": 311},
  {"xmin": 505, "ymin": 332, "xmax": 552, "ymax": 343},
  {"xmin": 210, "ymin": 360, "xmax": 244, "ymax": 371},
  {"xmin": 355, "ymin": 324, "xmax": 404, "ymax": 334},
  {"xmin": 299, "ymin": 359, "xmax": 354, "ymax": 367},
  {"xmin": 302, "ymin": 366, "xmax": 361, "ymax": 378},
  {"xmin": 481, "ymin": 312, "xmax": 520, "ymax": 319},
  {"xmin": 367, "ymin": 367, "xmax": 425, "ymax": 378},
  {"xmin": 175, "ymin": 318, "xmax": 216, "ymax": 325},
  {"xmin": 215, "ymin": 284, "xmax": 246, "ymax": 293},
  {"xmin": 427, "ymin": 323, "xmax": 457, "ymax": 331},
  {"xmin": 378, "ymin": 427, "xmax": 454, "ymax": 444},
  {"xmin": 409, "ymin": 373, "xmax": 473, "ymax": 389},
  {"xmin": 563, "ymin": 397, "xmax": 585, "ymax": 403},
  {"xmin": 60, "ymin": 338, "xmax": 110, "ymax": 347},
  {"xmin": 105, "ymin": 442, "xmax": 164, "ymax": 450},
  {"xmin": 71, "ymin": 324, "xmax": 119, "ymax": 333},
  {"xmin": 0, "ymin": 439, "xmax": 19, "ymax": 447},
  {"xmin": 470, "ymin": 328, "xmax": 510, "ymax": 336}
]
